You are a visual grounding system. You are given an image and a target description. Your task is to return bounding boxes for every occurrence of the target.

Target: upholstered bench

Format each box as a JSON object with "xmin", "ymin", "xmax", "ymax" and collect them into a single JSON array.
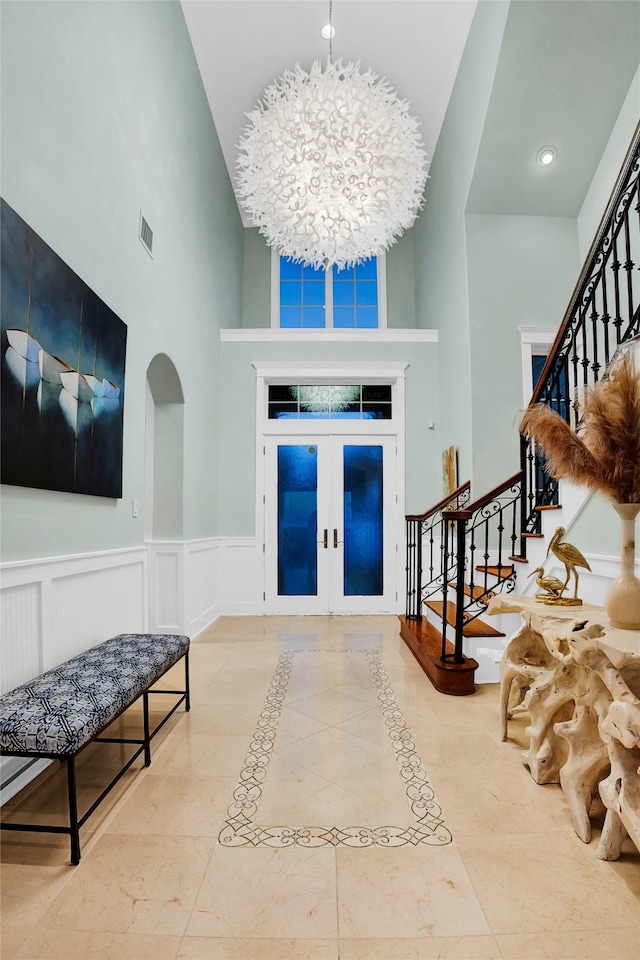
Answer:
[{"xmin": 0, "ymin": 632, "xmax": 190, "ymax": 864}]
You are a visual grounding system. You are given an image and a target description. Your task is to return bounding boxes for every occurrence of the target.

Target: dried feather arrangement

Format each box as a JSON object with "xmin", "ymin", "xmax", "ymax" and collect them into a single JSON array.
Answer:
[{"xmin": 520, "ymin": 352, "xmax": 640, "ymax": 504}]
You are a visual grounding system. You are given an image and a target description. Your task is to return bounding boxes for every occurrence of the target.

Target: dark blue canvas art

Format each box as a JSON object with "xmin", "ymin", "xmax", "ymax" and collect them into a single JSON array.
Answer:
[{"xmin": 1, "ymin": 199, "xmax": 127, "ymax": 498}]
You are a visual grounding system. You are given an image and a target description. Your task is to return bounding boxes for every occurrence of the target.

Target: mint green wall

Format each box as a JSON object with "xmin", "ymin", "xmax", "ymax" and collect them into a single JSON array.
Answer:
[
  {"xmin": 0, "ymin": 0, "xmax": 243, "ymax": 561},
  {"xmin": 577, "ymin": 65, "xmax": 640, "ymax": 261},
  {"xmin": 217, "ymin": 340, "xmax": 440, "ymax": 537},
  {"xmin": 413, "ymin": 1, "xmax": 510, "ymax": 487},
  {"xmin": 466, "ymin": 214, "xmax": 579, "ymax": 493},
  {"xmin": 242, "ymin": 229, "xmax": 272, "ymax": 328},
  {"xmin": 387, "ymin": 232, "xmax": 417, "ymax": 329}
]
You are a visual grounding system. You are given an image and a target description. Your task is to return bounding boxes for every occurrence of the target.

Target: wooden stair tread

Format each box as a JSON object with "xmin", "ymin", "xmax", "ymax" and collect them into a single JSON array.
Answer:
[
  {"xmin": 509, "ymin": 555, "xmax": 528, "ymax": 564},
  {"xmin": 536, "ymin": 503, "xmax": 561, "ymax": 511},
  {"xmin": 522, "ymin": 532, "xmax": 544, "ymax": 539},
  {"xmin": 463, "ymin": 583, "xmax": 492, "ymax": 602},
  {"xmin": 449, "ymin": 582, "xmax": 493, "ymax": 602},
  {"xmin": 475, "ymin": 564, "xmax": 514, "ymax": 577},
  {"xmin": 425, "ymin": 600, "xmax": 506, "ymax": 638},
  {"xmin": 398, "ymin": 616, "xmax": 477, "ymax": 696}
]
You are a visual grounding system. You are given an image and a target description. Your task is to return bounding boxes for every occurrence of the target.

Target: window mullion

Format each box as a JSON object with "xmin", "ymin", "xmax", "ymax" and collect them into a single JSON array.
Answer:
[{"xmin": 325, "ymin": 265, "xmax": 333, "ymax": 329}]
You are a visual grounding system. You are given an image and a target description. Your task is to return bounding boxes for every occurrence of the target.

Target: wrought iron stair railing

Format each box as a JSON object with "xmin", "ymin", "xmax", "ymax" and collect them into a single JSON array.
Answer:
[
  {"xmin": 440, "ymin": 472, "xmax": 522, "ymax": 663},
  {"xmin": 405, "ymin": 481, "xmax": 470, "ymax": 623},
  {"xmin": 405, "ymin": 475, "xmax": 521, "ymax": 665},
  {"xmin": 521, "ymin": 122, "xmax": 640, "ymax": 537}
]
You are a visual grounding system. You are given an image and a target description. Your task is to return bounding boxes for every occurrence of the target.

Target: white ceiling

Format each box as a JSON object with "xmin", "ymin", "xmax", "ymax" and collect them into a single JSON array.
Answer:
[
  {"xmin": 181, "ymin": 0, "xmax": 477, "ymax": 225},
  {"xmin": 181, "ymin": 1, "xmax": 640, "ymax": 227}
]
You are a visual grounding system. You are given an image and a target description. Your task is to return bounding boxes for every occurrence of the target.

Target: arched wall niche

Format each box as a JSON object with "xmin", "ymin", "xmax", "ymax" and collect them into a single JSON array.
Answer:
[
  {"xmin": 147, "ymin": 353, "xmax": 185, "ymax": 405},
  {"xmin": 145, "ymin": 353, "xmax": 185, "ymax": 540}
]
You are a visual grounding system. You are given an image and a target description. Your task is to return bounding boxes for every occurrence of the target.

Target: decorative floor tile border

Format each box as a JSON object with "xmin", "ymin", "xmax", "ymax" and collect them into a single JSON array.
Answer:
[{"xmin": 218, "ymin": 649, "xmax": 452, "ymax": 848}]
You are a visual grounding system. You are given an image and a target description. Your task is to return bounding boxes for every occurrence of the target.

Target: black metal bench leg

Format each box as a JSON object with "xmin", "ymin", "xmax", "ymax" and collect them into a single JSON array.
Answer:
[
  {"xmin": 143, "ymin": 691, "xmax": 151, "ymax": 766},
  {"xmin": 66, "ymin": 756, "xmax": 81, "ymax": 865},
  {"xmin": 185, "ymin": 650, "xmax": 191, "ymax": 712}
]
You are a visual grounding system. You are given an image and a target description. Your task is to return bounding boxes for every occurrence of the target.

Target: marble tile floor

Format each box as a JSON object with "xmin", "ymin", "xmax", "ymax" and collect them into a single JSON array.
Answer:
[{"xmin": 1, "ymin": 615, "xmax": 639, "ymax": 960}]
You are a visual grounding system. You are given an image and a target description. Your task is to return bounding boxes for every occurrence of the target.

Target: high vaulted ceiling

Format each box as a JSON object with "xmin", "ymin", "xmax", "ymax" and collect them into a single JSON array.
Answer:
[
  {"xmin": 181, "ymin": 0, "xmax": 477, "ymax": 226},
  {"xmin": 467, "ymin": 0, "xmax": 640, "ymax": 217},
  {"xmin": 181, "ymin": 1, "xmax": 640, "ymax": 227}
]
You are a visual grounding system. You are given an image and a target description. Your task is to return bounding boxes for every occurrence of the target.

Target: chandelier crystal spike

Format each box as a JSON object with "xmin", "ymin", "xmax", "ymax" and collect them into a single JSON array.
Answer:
[{"xmin": 236, "ymin": 13, "xmax": 429, "ymax": 271}]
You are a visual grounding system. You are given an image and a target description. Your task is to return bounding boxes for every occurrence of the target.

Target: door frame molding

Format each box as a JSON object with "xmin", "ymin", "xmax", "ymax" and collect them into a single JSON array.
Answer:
[{"xmin": 253, "ymin": 360, "xmax": 408, "ymax": 614}]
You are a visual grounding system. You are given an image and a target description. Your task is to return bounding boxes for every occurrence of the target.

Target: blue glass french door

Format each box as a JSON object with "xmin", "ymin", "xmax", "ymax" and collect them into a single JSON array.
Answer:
[
  {"xmin": 342, "ymin": 444, "xmax": 384, "ymax": 596},
  {"xmin": 265, "ymin": 436, "xmax": 396, "ymax": 614},
  {"xmin": 277, "ymin": 444, "xmax": 319, "ymax": 596}
]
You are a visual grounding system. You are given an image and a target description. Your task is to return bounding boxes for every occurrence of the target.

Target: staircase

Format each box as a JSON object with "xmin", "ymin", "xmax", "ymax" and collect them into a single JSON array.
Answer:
[
  {"xmin": 401, "ymin": 123, "xmax": 640, "ymax": 695},
  {"xmin": 400, "ymin": 473, "xmax": 525, "ymax": 694}
]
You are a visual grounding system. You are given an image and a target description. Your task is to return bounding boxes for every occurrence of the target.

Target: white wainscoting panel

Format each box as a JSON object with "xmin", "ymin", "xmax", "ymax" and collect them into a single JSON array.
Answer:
[
  {"xmin": 218, "ymin": 539, "xmax": 259, "ymax": 616},
  {"xmin": 1, "ymin": 548, "xmax": 148, "ymax": 690},
  {"xmin": 147, "ymin": 538, "xmax": 258, "ymax": 634},
  {"xmin": 49, "ymin": 560, "xmax": 146, "ymax": 666},
  {"xmin": 185, "ymin": 540, "xmax": 220, "ymax": 636},
  {"xmin": 0, "ymin": 580, "xmax": 42, "ymax": 694},
  {"xmin": 0, "ymin": 547, "xmax": 148, "ymax": 803},
  {"xmin": 155, "ymin": 550, "xmax": 181, "ymax": 631}
]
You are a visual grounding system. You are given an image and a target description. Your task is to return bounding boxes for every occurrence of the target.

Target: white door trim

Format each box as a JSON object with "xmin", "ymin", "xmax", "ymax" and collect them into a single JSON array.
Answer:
[
  {"xmin": 518, "ymin": 325, "xmax": 556, "ymax": 406},
  {"xmin": 253, "ymin": 360, "xmax": 408, "ymax": 615},
  {"xmin": 263, "ymin": 435, "xmax": 399, "ymax": 614}
]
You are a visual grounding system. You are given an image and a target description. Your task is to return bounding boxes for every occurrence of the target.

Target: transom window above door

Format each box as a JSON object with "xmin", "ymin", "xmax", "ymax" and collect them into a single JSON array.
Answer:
[
  {"xmin": 273, "ymin": 253, "xmax": 387, "ymax": 329},
  {"xmin": 268, "ymin": 384, "xmax": 392, "ymax": 419}
]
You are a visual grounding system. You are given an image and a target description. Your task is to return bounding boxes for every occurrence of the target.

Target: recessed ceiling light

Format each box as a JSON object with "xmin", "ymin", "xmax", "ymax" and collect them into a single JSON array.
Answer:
[
  {"xmin": 321, "ymin": 24, "xmax": 336, "ymax": 40},
  {"xmin": 536, "ymin": 146, "xmax": 557, "ymax": 167}
]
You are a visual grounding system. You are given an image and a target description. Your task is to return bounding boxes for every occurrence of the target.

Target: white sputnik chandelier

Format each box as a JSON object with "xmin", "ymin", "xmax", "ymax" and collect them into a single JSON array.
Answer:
[{"xmin": 236, "ymin": 46, "xmax": 428, "ymax": 270}]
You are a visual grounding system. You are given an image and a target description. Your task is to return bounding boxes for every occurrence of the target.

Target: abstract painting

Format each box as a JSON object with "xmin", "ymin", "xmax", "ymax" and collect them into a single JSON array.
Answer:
[{"xmin": 1, "ymin": 198, "xmax": 127, "ymax": 498}]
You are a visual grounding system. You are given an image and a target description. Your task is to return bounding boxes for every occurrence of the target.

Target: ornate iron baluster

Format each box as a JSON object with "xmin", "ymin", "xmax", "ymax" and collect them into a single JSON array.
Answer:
[
  {"xmin": 520, "ymin": 125, "xmax": 639, "ymax": 538},
  {"xmin": 405, "ymin": 482, "xmax": 471, "ymax": 625}
]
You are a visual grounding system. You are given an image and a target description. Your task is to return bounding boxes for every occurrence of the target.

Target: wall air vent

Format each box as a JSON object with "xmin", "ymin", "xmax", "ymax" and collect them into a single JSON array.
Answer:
[{"xmin": 139, "ymin": 213, "xmax": 153, "ymax": 257}]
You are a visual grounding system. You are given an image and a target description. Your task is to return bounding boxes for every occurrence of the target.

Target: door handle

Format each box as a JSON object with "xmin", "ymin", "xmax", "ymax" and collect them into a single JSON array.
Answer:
[
  {"xmin": 320, "ymin": 528, "xmax": 328, "ymax": 549},
  {"xmin": 333, "ymin": 528, "xmax": 340, "ymax": 548}
]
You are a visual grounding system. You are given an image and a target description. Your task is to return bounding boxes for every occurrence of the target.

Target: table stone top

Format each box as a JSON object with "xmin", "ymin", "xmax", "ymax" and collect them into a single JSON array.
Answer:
[{"xmin": 487, "ymin": 593, "xmax": 640, "ymax": 659}]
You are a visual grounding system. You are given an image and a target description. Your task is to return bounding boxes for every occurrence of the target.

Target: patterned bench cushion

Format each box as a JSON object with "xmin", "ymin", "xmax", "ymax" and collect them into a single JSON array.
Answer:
[{"xmin": 0, "ymin": 633, "xmax": 190, "ymax": 757}]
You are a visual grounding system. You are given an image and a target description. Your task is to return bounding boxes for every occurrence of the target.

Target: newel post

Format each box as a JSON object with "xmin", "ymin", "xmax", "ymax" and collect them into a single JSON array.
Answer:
[
  {"xmin": 405, "ymin": 517, "xmax": 422, "ymax": 620},
  {"xmin": 447, "ymin": 508, "xmax": 472, "ymax": 664}
]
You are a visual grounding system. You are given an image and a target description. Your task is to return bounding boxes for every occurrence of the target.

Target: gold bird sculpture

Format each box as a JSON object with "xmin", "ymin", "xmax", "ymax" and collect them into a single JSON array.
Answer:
[
  {"xmin": 527, "ymin": 566, "xmax": 566, "ymax": 600},
  {"xmin": 546, "ymin": 527, "xmax": 591, "ymax": 601}
]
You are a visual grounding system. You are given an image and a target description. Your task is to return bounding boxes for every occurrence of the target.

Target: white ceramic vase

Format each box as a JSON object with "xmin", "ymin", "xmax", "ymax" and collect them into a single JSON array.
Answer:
[{"xmin": 605, "ymin": 502, "xmax": 640, "ymax": 630}]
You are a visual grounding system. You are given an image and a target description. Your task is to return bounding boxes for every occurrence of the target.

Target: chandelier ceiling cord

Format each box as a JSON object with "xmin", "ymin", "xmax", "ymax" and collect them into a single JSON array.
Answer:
[{"xmin": 236, "ymin": 1, "xmax": 429, "ymax": 271}]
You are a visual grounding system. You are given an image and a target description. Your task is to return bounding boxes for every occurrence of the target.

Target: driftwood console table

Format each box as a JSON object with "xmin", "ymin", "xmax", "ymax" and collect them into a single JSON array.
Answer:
[{"xmin": 487, "ymin": 594, "xmax": 640, "ymax": 861}]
